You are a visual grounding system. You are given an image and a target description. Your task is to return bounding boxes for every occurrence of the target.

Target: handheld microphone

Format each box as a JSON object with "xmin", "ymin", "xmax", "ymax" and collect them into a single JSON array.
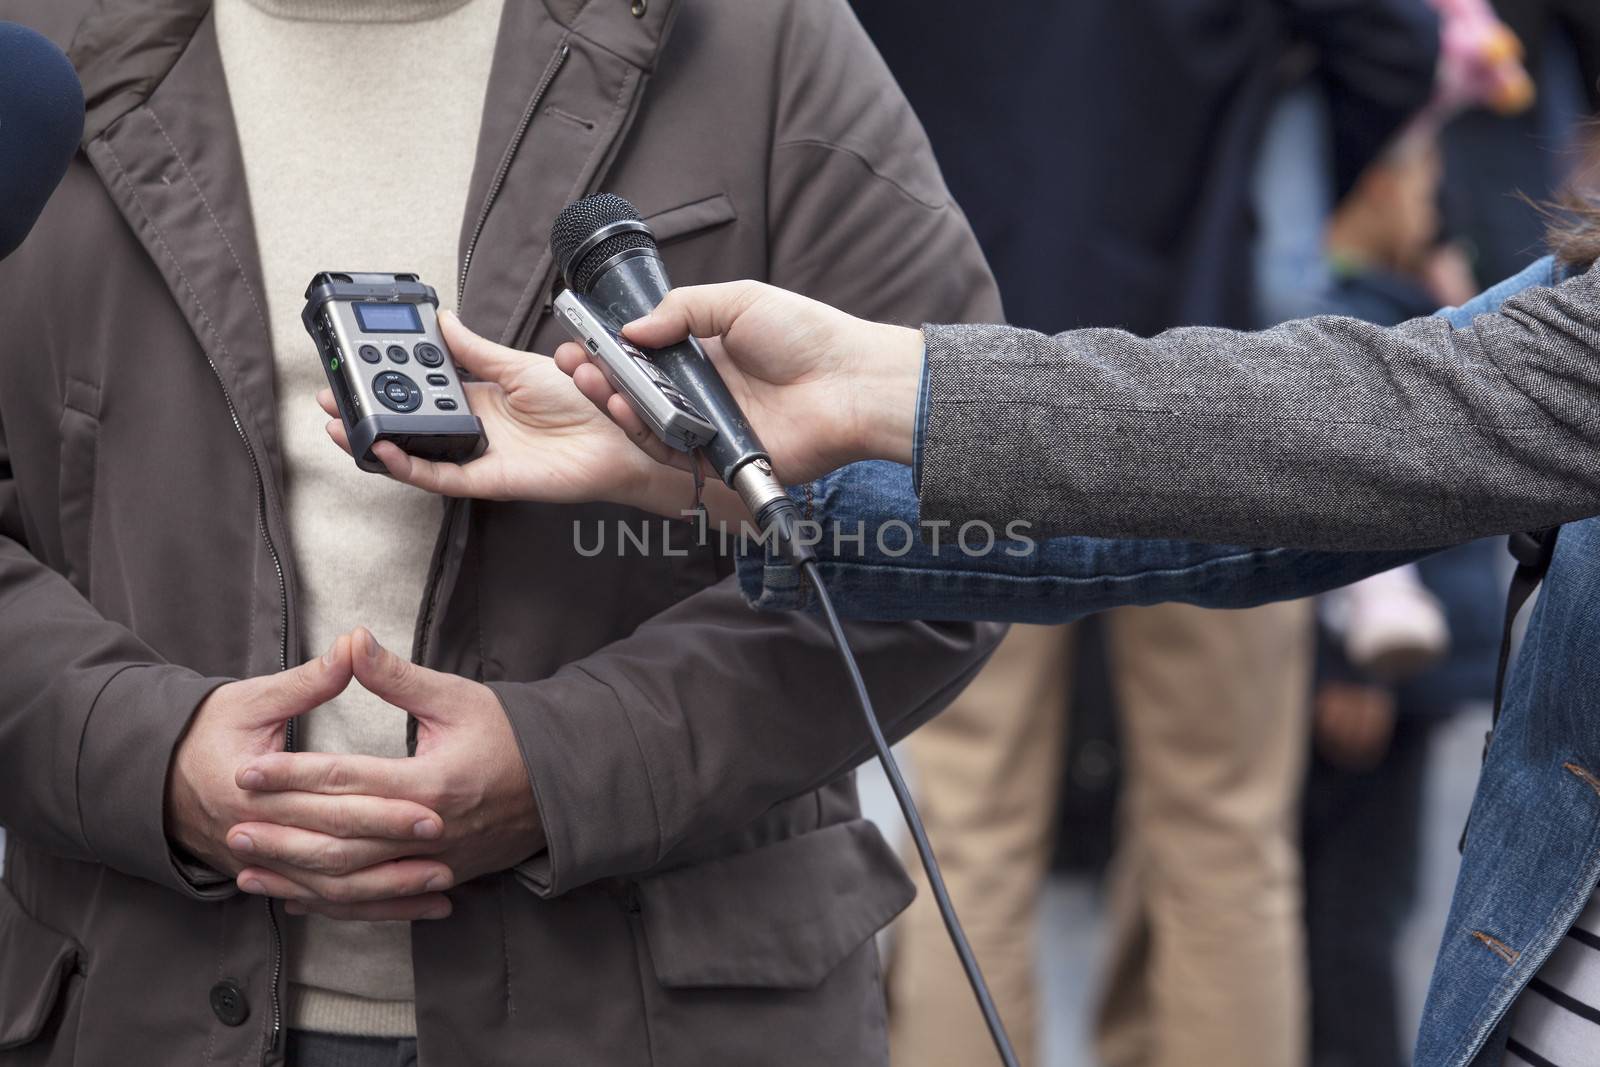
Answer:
[
  {"xmin": 550, "ymin": 194, "xmax": 797, "ymax": 539},
  {"xmin": 0, "ymin": 23, "xmax": 85, "ymax": 262}
]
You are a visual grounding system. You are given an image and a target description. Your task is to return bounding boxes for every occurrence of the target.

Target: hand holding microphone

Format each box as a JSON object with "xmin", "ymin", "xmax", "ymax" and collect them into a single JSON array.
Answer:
[{"xmin": 571, "ymin": 279, "xmax": 925, "ymax": 484}]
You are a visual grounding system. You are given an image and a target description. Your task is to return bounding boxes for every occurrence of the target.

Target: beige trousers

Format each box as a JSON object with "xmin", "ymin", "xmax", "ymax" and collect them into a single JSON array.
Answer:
[{"xmin": 886, "ymin": 602, "xmax": 1312, "ymax": 1067}]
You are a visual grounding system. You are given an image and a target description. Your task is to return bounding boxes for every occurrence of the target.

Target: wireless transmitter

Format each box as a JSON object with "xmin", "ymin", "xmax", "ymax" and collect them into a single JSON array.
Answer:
[
  {"xmin": 553, "ymin": 289, "xmax": 717, "ymax": 454},
  {"xmin": 302, "ymin": 272, "xmax": 486, "ymax": 473}
]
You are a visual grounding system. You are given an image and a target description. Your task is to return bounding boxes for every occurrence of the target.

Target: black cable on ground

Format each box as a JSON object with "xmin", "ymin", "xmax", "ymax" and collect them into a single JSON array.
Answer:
[{"xmin": 801, "ymin": 557, "xmax": 1021, "ymax": 1067}]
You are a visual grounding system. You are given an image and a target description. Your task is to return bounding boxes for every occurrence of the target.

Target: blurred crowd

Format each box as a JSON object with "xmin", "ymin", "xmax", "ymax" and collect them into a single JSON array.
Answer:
[{"xmin": 845, "ymin": 1, "xmax": 1600, "ymax": 1064}]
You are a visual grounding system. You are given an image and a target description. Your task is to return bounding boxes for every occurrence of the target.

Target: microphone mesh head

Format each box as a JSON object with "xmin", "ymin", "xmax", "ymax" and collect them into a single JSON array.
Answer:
[{"xmin": 550, "ymin": 194, "xmax": 658, "ymax": 292}]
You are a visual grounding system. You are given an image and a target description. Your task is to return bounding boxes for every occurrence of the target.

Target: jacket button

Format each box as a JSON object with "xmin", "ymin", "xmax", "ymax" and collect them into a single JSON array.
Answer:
[{"xmin": 209, "ymin": 979, "xmax": 250, "ymax": 1027}]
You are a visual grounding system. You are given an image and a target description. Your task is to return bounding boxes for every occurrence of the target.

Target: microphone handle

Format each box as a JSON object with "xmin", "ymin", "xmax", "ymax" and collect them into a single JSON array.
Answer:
[{"xmin": 586, "ymin": 257, "xmax": 791, "ymax": 526}]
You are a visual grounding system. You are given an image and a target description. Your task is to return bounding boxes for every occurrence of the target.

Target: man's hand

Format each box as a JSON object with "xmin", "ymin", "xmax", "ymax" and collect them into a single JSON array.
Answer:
[
  {"xmin": 583, "ymin": 280, "xmax": 925, "ymax": 482},
  {"xmin": 229, "ymin": 627, "xmax": 545, "ymax": 921},
  {"xmin": 165, "ymin": 635, "xmax": 450, "ymax": 917}
]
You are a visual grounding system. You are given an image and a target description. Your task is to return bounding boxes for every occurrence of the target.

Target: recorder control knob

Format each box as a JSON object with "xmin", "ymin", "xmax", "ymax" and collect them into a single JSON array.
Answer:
[{"xmin": 372, "ymin": 371, "xmax": 423, "ymax": 413}]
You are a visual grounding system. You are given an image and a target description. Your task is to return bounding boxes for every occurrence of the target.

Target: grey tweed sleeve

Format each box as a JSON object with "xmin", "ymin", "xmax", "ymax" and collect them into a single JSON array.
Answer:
[{"xmin": 919, "ymin": 262, "xmax": 1600, "ymax": 550}]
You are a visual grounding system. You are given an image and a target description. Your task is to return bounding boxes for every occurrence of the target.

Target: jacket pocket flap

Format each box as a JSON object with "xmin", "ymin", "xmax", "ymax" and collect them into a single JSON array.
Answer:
[
  {"xmin": 643, "ymin": 193, "xmax": 738, "ymax": 245},
  {"xmin": 635, "ymin": 819, "xmax": 914, "ymax": 991},
  {"xmin": 0, "ymin": 881, "xmax": 81, "ymax": 1049}
]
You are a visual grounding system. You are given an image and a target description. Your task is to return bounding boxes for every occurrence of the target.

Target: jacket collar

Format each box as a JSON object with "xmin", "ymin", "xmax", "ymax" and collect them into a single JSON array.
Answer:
[
  {"xmin": 68, "ymin": 0, "xmax": 680, "ymax": 141},
  {"xmin": 71, "ymin": 0, "xmax": 209, "ymax": 144},
  {"xmin": 72, "ymin": 3, "xmax": 290, "ymax": 491}
]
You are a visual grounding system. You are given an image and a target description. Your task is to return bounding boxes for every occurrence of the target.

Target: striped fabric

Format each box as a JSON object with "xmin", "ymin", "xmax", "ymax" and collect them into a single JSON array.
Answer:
[{"xmin": 1508, "ymin": 893, "xmax": 1600, "ymax": 1066}]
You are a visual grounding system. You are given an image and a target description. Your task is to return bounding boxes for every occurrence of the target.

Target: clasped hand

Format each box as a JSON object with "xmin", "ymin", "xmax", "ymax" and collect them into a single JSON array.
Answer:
[{"xmin": 165, "ymin": 628, "xmax": 543, "ymax": 921}]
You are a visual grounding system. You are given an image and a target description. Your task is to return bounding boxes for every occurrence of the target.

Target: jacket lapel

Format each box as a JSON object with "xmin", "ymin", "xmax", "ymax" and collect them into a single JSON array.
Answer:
[
  {"xmin": 457, "ymin": 0, "xmax": 679, "ymax": 347},
  {"xmin": 72, "ymin": 2, "xmax": 286, "ymax": 492}
]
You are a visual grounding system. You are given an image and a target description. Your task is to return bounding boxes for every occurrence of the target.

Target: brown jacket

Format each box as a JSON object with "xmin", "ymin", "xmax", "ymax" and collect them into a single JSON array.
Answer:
[{"xmin": 0, "ymin": 1, "xmax": 1004, "ymax": 1063}]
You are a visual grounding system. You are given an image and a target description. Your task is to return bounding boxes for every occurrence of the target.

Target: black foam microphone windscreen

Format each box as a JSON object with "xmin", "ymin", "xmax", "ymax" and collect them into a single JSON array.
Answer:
[{"xmin": 0, "ymin": 22, "xmax": 85, "ymax": 261}]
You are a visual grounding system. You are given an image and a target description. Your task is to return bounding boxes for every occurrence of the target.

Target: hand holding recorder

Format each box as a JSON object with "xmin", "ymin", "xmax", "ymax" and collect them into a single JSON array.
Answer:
[{"xmin": 315, "ymin": 308, "xmax": 675, "ymax": 507}]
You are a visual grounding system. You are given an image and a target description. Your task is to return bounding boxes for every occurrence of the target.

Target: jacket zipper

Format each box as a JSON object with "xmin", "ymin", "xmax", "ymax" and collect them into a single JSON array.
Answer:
[
  {"xmin": 415, "ymin": 40, "xmax": 570, "ymax": 670},
  {"xmin": 202, "ymin": 367, "xmax": 291, "ymax": 679},
  {"xmin": 457, "ymin": 41, "xmax": 570, "ymax": 306},
  {"xmin": 256, "ymin": 479, "xmax": 291, "ymax": 1060},
  {"xmin": 194, "ymin": 352, "xmax": 292, "ymax": 1061}
]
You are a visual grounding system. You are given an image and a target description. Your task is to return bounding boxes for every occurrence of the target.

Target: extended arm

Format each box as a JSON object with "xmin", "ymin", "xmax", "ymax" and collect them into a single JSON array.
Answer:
[{"xmin": 920, "ymin": 257, "xmax": 1600, "ymax": 550}]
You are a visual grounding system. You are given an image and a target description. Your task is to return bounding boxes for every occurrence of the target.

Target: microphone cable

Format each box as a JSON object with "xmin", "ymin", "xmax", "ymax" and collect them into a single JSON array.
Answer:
[{"xmin": 797, "ymin": 553, "xmax": 1021, "ymax": 1067}]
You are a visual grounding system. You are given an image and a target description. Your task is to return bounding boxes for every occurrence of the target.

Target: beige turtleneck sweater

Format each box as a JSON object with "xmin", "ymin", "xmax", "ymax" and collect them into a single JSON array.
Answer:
[{"xmin": 214, "ymin": 0, "xmax": 505, "ymax": 1038}]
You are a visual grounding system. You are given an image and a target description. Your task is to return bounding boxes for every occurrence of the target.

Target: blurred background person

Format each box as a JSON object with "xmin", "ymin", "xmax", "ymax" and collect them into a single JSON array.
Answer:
[
  {"xmin": 1444, "ymin": 0, "xmax": 1600, "ymax": 291},
  {"xmin": 848, "ymin": 2, "xmax": 1439, "ymax": 1065},
  {"xmin": 1303, "ymin": 537, "xmax": 1505, "ymax": 1067}
]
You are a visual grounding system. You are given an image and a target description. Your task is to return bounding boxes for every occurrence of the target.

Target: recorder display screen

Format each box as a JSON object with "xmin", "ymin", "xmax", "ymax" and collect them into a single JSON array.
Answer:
[{"xmin": 353, "ymin": 302, "xmax": 423, "ymax": 334}]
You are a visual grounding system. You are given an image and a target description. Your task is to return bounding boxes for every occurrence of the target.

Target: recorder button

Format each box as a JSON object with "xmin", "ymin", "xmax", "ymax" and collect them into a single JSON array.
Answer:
[
  {"xmin": 415, "ymin": 342, "xmax": 444, "ymax": 367},
  {"xmin": 359, "ymin": 344, "xmax": 381, "ymax": 363},
  {"xmin": 387, "ymin": 345, "xmax": 410, "ymax": 364},
  {"xmin": 373, "ymin": 371, "xmax": 422, "ymax": 413},
  {"xmin": 435, "ymin": 398, "xmax": 458, "ymax": 411}
]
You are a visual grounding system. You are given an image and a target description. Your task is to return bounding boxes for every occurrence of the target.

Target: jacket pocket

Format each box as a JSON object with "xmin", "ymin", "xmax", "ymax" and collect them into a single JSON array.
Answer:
[
  {"xmin": 624, "ymin": 819, "xmax": 913, "ymax": 1065},
  {"xmin": 642, "ymin": 193, "xmax": 737, "ymax": 247},
  {"xmin": 0, "ymin": 880, "xmax": 83, "ymax": 1050},
  {"xmin": 56, "ymin": 378, "xmax": 102, "ymax": 596}
]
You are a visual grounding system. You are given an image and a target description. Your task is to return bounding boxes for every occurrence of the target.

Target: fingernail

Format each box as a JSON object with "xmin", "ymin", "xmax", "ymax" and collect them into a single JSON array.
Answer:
[
  {"xmin": 623, "ymin": 315, "xmax": 651, "ymax": 331},
  {"xmin": 229, "ymin": 833, "xmax": 254, "ymax": 853},
  {"xmin": 425, "ymin": 903, "xmax": 451, "ymax": 920},
  {"xmin": 322, "ymin": 643, "xmax": 337, "ymax": 667},
  {"xmin": 240, "ymin": 877, "xmax": 264, "ymax": 894},
  {"xmin": 240, "ymin": 768, "xmax": 265, "ymax": 790},
  {"xmin": 425, "ymin": 874, "xmax": 450, "ymax": 892},
  {"xmin": 413, "ymin": 819, "xmax": 441, "ymax": 840},
  {"xmin": 284, "ymin": 901, "xmax": 307, "ymax": 916}
]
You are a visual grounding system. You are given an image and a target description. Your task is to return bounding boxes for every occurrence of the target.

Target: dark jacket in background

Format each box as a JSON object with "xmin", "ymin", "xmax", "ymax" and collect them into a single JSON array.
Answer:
[{"xmin": 850, "ymin": 0, "xmax": 1439, "ymax": 334}]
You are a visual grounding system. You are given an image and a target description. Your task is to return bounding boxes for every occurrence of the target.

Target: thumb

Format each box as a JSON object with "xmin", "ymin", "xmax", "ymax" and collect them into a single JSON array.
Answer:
[
  {"xmin": 439, "ymin": 309, "xmax": 530, "ymax": 385},
  {"xmin": 621, "ymin": 281, "xmax": 766, "ymax": 348},
  {"xmin": 350, "ymin": 626, "xmax": 459, "ymax": 721},
  {"xmin": 240, "ymin": 634, "xmax": 353, "ymax": 727}
]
